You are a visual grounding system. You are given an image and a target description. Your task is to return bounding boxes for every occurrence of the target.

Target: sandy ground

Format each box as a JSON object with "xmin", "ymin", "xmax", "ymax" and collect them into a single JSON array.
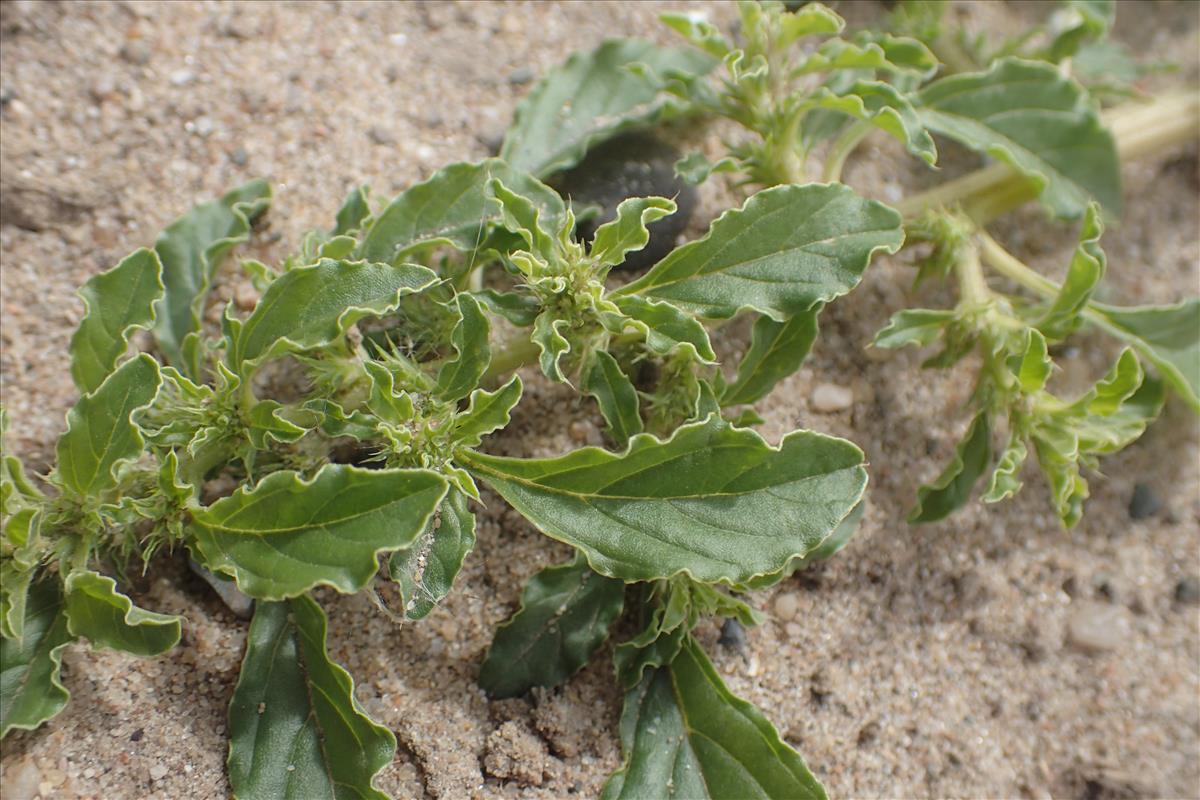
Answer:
[{"xmin": 1, "ymin": 1, "xmax": 1198, "ymax": 798}]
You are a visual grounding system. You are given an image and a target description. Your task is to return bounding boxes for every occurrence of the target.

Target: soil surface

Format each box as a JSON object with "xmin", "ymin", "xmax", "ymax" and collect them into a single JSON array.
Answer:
[{"xmin": 2, "ymin": 2, "xmax": 1198, "ymax": 799}]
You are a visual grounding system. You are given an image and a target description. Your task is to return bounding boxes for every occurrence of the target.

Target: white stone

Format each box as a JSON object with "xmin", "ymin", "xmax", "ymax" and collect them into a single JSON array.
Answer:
[
  {"xmin": 1067, "ymin": 602, "xmax": 1127, "ymax": 654},
  {"xmin": 811, "ymin": 383, "xmax": 854, "ymax": 412}
]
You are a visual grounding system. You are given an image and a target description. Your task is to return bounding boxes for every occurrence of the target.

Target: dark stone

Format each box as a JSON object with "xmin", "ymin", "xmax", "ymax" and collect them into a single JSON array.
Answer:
[
  {"xmin": 718, "ymin": 617, "xmax": 747, "ymax": 651},
  {"xmin": 1175, "ymin": 576, "xmax": 1200, "ymax": 605},
  {"xmin": 1128, "ymin": 482, "xmax": 1162, "ymax": 520},
  {"xmin": 131, "ymin": 728, "xmax": 144, "ymax": 742},
  {"xmin": 551, "ymin": 131, "xmax": 697, "ymax": 271},
  {"xmin": 229, "ymin": 147, "xmax": 248, "ymax": 166}
]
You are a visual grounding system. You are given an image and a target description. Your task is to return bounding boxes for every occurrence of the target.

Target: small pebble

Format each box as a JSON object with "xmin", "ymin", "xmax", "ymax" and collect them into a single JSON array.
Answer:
[
  {"xmin": 1128, "ymin": 483, "xmax": 1162, "ymax": 520},
  {"xmin": 229, "ymin": 147, "xmax": 248, "ymax": 166},
  {"xmin": 1066, "ymin": 602, "xmax": 1127, "ymax": 654},
  {"xmin": 507, "ymin": 66, "xmax": 534, "ymax": 85},
  {"xmin": 810, "ymin": 383, "xmax": 854, "ymax": 413},
  {"xmin": 234, "ymin": 283, "xmax": 258, "ymax": 311},
  {"xmin": 120, "ymin": 40, "xmax": 152, "ymax": 65},
  {"xmin": 149, "ymin": 763, "xmax": 169, "ymax": 781},
  {"xmin": 0, "ymin": 758, "xmax": 41, "ymax": 800},
  {"xmin": 774, "ymin": 592, "xmax": 801, "ymax": 621},
  {"xmin": 1174, "ymin": 576, "xmax": 1200, "ymax": 605},
  {"xmin": 718, "ymin": 617, "xmax": 747, "ymax": 651},
  {"xmin": 193, "ymin": 115, "xmax": 215, "ymax": 137},
  {"xmin": 368, "ymin": 125, "xmax": 395, "ymax": 146},
  {"xmin": 168, "ymin": 68, "xmax": 195, "ymax": 87},
  {"xmin": 89, "ymin": 75, "xmax": 116, "ymax": 103}
]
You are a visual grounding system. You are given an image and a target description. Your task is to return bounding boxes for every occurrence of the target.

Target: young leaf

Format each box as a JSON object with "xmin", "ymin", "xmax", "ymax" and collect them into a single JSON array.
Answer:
[
  {"xmin": 474, "ymin": 289, "xmax": 540, "ymax": 327},
  {"xmin": 1092, "ymin": 299, "xmax": 1200, "ymax": 412},
  {"xmin": 228, "ymin": 259, "xmax": 439, "ymax": 368},
  {"xmin": 63, "ymin": 571, "xmax": 181, "ymax": 657},
  {"xmin": 612, "ymin": 296, "xmax": 716, "ymax": 363},
  {"xmin": 501, "ymin": 39, "xmax": 716, "ymax": 178},
  {"xmin": 532, "ymin": 313, "xmax": 572, "ymax": 383},
  {"xmin": 1038, "ymin": 203, "xmax": 1105, "ymax": 340},
  {"xmin": 590, "ymin": 197, "xmax": 677, "ymax": 270},
  {"xmin": 811, "ymin": 82, "xmax": 937, "ymax": 165},
  {"xmin": 388, "ymin": 488, "xmax": 476, "ymax": 620},
  {"xmin": 916, "ymin": 58, "xmax": 1121, "ymax": 217},
  {"xmin": 873, "ymin": 308, "xmax": 956, "ymax": 349},
  {"xmin": 461, "ymin": 415, "xmax": 867, "ymax": 585},
  {"xmin": 358, "ymin": 159, "xmax": 564, "ymax": 264},
  {"xmin": 333, "ymin": 185, "xmax": 372, "ymax": 237},
  {"xmin": 982, "ymin": 432, "xmax": 1028, "ymax": 503},
  {"xmin": 189, "ymin": 464, "xmax": 448, "ymax": 600},
  {"xmin": 602, "ymin": 636, "xmax": 826, "ymax": 800},
  {"xmin": 452, "ymin": 376, "xmax": 523, "ymax": 449},
  {"xmin": 1012, "ymin": 329, "xmax": 1053, "ymax": 393},
  {"xmin": 56, "ymin": 354, "xmax": 161, "ymax": 498},
  {"xmin": 0, "ymin": 579, "xmax": 73, "ymax": 738},
  {"xmin": 722, "ymin": 308, "xmax": 820, "ymax": 406},
  {"xmin": 909, "ymin": 411, "xmax": 993, "ymax": 523},
  {"xmin": 70, "ymin": 248, "xmax": 164, "ymax": 394},
  {"xmin": 435, "ymin": 293, "xmax": 492, "ymax": 402},
  {"xmin": 479, "ymin": 554, "xmax": 625, "ymax": 699},
  {"xmin": 228, "ymin": 595, "xmax": 395, "ymax": 800},
  {"xmin": 153, "ymin": 180, "xmax": 271, "ymax": 376},
  {"xmin": 614, "ymin": 183, "xmax": 904, "ymax": 321},
  {"xmin": 584, "ymin": 351, "xmax": 643, "ymax": 449}
]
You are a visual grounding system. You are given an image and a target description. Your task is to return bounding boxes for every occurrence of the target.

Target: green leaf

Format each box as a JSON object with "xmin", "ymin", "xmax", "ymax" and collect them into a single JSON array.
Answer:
[
  {"xmin": 660, "ymin": 13, "xmax": 732, "ymax": 59},
  {"xmin": 451, "ymin": 376, "xmax": 523, "ymax": 450},
  {"xmin": 246, "ymin": 400, "xmax": 314, "ymax": 450},
  {"xmin": 909, "ymin": 411, "xmax": 992, "ymax": 523},
  {"xmin": 388, "ymin": 488, "xmax": 476, "ymax": 620},
  {"xmin": 56, "ymin": 354, "xmax": 161, "ymax": 497},
  {"xmin": 1039, "ymin": 203, "xmax": 1106, "ymax": 340},
  {"xmin": 590, "ymin": 197, "xmax": 677, "ymax": 269},
  {"xmin": 612, "ymin": 296, "xmax": 716, "ymax": 363},
  {"xmin": 584, "ymin": 351, "xmax": 643, "ymax": 449},
  {"xmin": 916, "ymin": 58, "xmax": 1121, "ymax": 217},
  {"xmin": 722, "ymin": 307, "xmax": 821, "ymax": 406},
  {"xmin": 1092, "ymin": 299, "xmax": 1200, "ymax": 413},
  {"xmin": 228, "ymin": 595, "xmax": 395, "ymax": 800},
  {"xmin": 333, "ymin": 185, "xmax": 372, "ymax": 237},
  {"xmin": 305, "ymin": 399, "xmax": 379, "ymax": 441},
  {"xmin": 0, "ymin": 578, "xmax": 73, "ymax": 738},
  {"xmin": 1012, "ymin": 329, "xmax": 1052, "ymax": 393},
  {"xmin": 70, "ymin": 248, "xmax": 164, "ymax": 394},
  {"xmin": 474, "ymin": 289, "xmax": 540, "ymax": 327},
  {"xmin": 190, "ymin": 464, "xmax": 448, "ymax": 600},
  {"xmin": 1049, "ymin": 0, "xmax": 1115, "ymax": 62},
  {"xmin": 982, "ymin": 431, "xmax": 1027, "ymax": 503},
  {"xmin": 615, "ymin": 183, "xmax": 904, "ymax": 321},
  {"xmin": 873, "ymin": 308, "xmax": 956, "ymax": 349},
  {"xmin": 0, "ymin": 563, "xmax": 34, "ymax": 642},
  {"xmin": 228, "ymin": 259, "xmax": 439, "ymax": 368},
  {"xmin": 602, "ymin": 636, "xmax": 826, "ymax": 800},
  {"xmin": 63, "ymin": 571, "xmax": 180, "ymax": 657},
  {"xmin": 812, "ymin": 82, "xmax": 937, "ymax": 165},
  {"xmin": 358, "ymin": 159, "xmax": 564, "ymax": 264},
  {"xmin": 462, "ymin": 415, "xmax": 867, "ymax": 585},
  {"xmin": 153, "ymin": 180, "xmax": 271, "ymax": 376},
  {"xmin": 532, "ymin": 313, "xmax": 572, "ymax": 383},
  {"xmin": 501, "ymin": 38, "xmax": 716, "ymax": 178},
  {"xmin": 435, "ymin": 294, "xmax": 492, "ymax": 402},
  {"xmin": 479, "ymin": 554, "xmax": 624, "ymax": 699}
]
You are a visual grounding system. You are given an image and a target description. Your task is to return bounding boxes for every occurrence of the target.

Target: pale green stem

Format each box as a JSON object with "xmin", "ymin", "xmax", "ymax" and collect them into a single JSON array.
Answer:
[
  {"xmin": 822, "ymin": 119, "xmax": 874, "ymax": 183},
  {"xmin": 481, "ymin": 332, "xmax": 541, "ymax": 384},
  {"xmin": 896, "ymin": 92, "xmax": 1200, "ymax": 221}
]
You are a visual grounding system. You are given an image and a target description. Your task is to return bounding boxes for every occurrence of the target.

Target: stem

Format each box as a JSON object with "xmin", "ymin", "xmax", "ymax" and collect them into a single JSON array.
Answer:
[
  {"xmin": 975, "ymin": 231, "xmax": 1058, "ymax": 298},
  {"xmin": 822, "ymin": 119, "xmax": 873, "ymax": 183},
  {"xmin": 956, "ymin": 239, "xmax": 991, "ymax": 306},
  {"xmin": 896, "ymin": 92, "xmax": 1200, "ymax": 220},
  {"xmin": 481, "ymin": 331, "xmax": 540, "ymax": 384},
  {"xmin": 976, "ymin": 231, "xmax": 1134, "ymax": 344}
]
